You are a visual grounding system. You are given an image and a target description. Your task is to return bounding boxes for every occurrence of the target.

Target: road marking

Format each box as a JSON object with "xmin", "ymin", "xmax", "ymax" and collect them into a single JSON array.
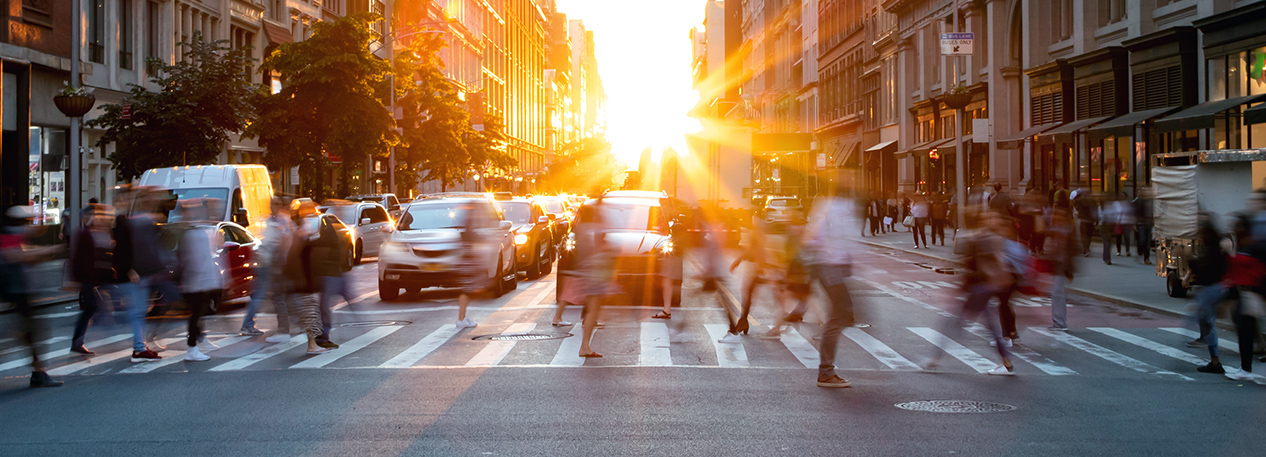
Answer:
[
  {"xmin": 1159, "ymin": 327, "xmax": 1238, "ymax": 353},
  {"xmin": 379, "ymin": 325, "xmax": 462, "ymax": 368},
  {"xmin": 209, "ymin": 337, "xmax": 307, "ymax": 372},
  {"xmin": 704, "ymin": 324, "xmax": 750, "ymax": 368},
  {"xmin": 549, "ymin": 331, "xmax": 585, "ymax": 367},
  {"xmin": 638, "ymin": 322, "xmax": 673, "ymax": 367},
  {"xmin": 780, "ymin": 328, "xmax": 820, "ymax": 369},
  {"xmin": 465, "ymin": 323, "xmax": 536, "ymax": 367},
  {"xmin": 331, "ymin": 290, "xmax": 379, "ymax": 311},
  {"xmin": 1088, "ymin": 328, "xmax": 1208, "ymax": 366},
  {"xmin": 33, "ymin": 311, "xmax": 81, "ymax": 319},
  {"xmin": 0, "ymin": 334, "xmax": 132, "ymax": 373},
  {"xmin": 291, "ymin": 325, "xmax": 403, "ymax": 369},
  {"xmin": 908, "ymin": 327, "xmax": 996, "ymax": 373},
  {"xmin": 1030, "ymin": 328, "xmax": 1193, "ymax": 381},
  {"xmin": 48, "ymin": 337, "xmax": 184, "ymax": 376},
  {"xmin": 118, "ymin": 336, "xmax": 251, "ymax": 374},
  {"xmin": 843, "ymin": 327, "xmax": 920, "ymax": 370},
  {"xmin": 0, "ymin": 336, "xmax": 70, "ymax": 356},
  {"xmin": 964, "ymin": 324, "xmax": 1077, "ymax": 375}
]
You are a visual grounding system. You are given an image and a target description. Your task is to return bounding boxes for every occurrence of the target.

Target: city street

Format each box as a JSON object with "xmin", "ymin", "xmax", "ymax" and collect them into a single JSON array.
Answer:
[{"xmin": 2, "ymin": 244, "xmax": 1262, "ymax": 456}]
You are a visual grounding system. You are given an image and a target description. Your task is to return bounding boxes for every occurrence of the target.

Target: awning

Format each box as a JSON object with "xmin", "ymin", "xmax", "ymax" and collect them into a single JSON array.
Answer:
[
  {"xmin": 926, "ymin": 137, "xmax": 956, "ymax": 154},
  {"xmin": 264, "ymin": 21, "xmax": 294, "ymax": 47},
  {"xmin": 1245, "ymin": 102, "xmax": 1266, "ymax": 126},
  {"xmin": 864, "ymin": 140, "xmax": 898, "ymax": 153},
  {"xmin": 835, "ymin": 143, "xmax": 861, "ymax": 168},
  {"xmin": 997, "ymin": 123, "xmax": 1062, "ymax": 149},
  {"xmin": 1040, "ymin": 116, "xmax": 1114, "ymax": 143},
  {"xmin": 1086, "ymin": 107, "xmax": 1179, "ymax": 141},
  {"xmin": 1155, "ymin": 93, "xmax": 1266, "ymax": 133}
]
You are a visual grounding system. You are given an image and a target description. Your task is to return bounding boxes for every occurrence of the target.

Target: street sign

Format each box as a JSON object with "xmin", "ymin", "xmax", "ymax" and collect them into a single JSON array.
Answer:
[
  {"xmin": 940, "ymin": 33, "xmax": 973, "ymax": 56},
  {"xmin": 120, "ymin": 104, "xmax": 131, "ymax": 120}
]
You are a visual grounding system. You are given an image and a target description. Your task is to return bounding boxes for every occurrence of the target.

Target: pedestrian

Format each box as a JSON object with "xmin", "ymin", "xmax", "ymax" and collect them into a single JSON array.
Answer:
[
  {"xmin": 652, "ymin": 213, "xmax": 683, "ymax": 320},
  {"xmin": 1115, "ymin": 195, "xmax": 1134, "ymax": 257},
  {"xmin": 455, "ymin": 203, "xmax": 490, "ymax": 330},
  {"xmin": 900, "ymin": 193, "xmax": 912, "ymax": 232},
  {"xmin": 69, "ymin": 205, "xmax": 115, "ymax": 355},
  {"xmin": 728, "ymin": 218, "xmax": 773, "ymax": 336},
  {"xmin": 803, "ymin": 183, "xmax": 859, "ymax": 388},
  {"xmin": 910, "ymin": 194, "xmax": 929, "ymax": 248},
  {"xmin": 285, "ymin": 200, "xmax": 331, "ymax": 355},
  {"xmin": 1099, "ymin": 196, "xmax": 1116, "ymax": 265},
  {"xmin": 176, "ymin": 199, "xmax": 225, "ymax": 362},
  {"xmin": 1185, "ymin": 213, "xmax": 1228, "ymax": 373},
  {"xmin": 1, "ymin": 206, "xmax": 64, "ymax": 387},
  {"xmin": 885, "ymin": 194, "xmax": 898, "ymax": 232},
  {"xmin": 241, "ymin": 198, "xmax": 294, "ymax": 338},
  {"xmin": 1046, "ymin": 208, "xmax": 1077, "ymax": 331},
  {"xmin": 924, "ymin": 211, "xmax": 1017, "ymax": 376},
  {"xmin": 1221, "ymin": 214, "xmax": 1266, "ymax": 384},
  {"xmin": 313, "ymin": 211, "xmax": 355, "ymax": 349},
  {"xmin": 573, "ymin": 201, "xmax": 616, "ymax": 357},
  {"xmin": 930, "ymin": 193, "xmax": 948, "ymax": 246},
  {"xmin": 759, "ymin": 214, "xmax": 812, "ymax": 340},
  {"xmin": 993, "ymin": 220, "xmax": 1031, "ymax": 347},
  {"xmin": 1073, "ymin": 191, "xmax": 1097, "ymax": 256},
  {"xmin": 1134, "ymin": 189, "xmax": 1154, "ymax": 264},
  {"xmin": 113, "ymin": 189, "xmax": 172, "ymax": 362},
  {"xmin": 868, "ymin": 196, "xmax": 885, "ymax": 235}
]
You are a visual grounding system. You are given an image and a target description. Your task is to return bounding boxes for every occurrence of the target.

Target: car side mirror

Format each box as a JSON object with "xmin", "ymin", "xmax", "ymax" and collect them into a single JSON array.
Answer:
[
  {"xmin": 232, "ymin": 209, "xmax": 249, "ymax": 226},
  {"xmin": 360, "ymin": 217, "xmax": 372, "ymax": 226},
  {"xmin": 499, "ymin": 220, "xmax": 513, "ymax": 230},
  {"xmin": 222, "ymin": 241, "xmax": 241, "ymax": 251},
  {"xmin": 547, "ymin": 213, "xmax": 557, "ymax": 221},
  {"xmin": 391, "ymin": 204, "xmax": 401, "ymax": 212},
  {"xmin": 538, "ymin": 216, "xmax": 549, "ymax": 224}
]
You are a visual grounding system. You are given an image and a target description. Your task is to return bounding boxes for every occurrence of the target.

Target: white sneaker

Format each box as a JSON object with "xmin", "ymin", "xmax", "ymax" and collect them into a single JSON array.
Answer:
[
  {"xmin": 265, "ymin": 334, "xmax": 291, "ymax": 344},
  {"xmin": 988, "ymin": 338, "xmax": 1013, "ymax": 348},
  {"xmin": 456, "ymin": 318, "xmax": 478, "ymax": 329},
  {"xmin": 987, "ymin": 365, "xmax": 1016, "ymax": 376},
  {"xmin": 184, "ymin": 347, "xmax": 210, "ymax": 362},
  {"xmin": 1226, "ymin": 370, "xmax": 1257, "ymax": 382},
  {"xmin": 717, "ymin": 333, "xmax": 742, "ymax": 344},
  {"xmin": 551, "ymin": 321, "xmax": 574, "ymax": 327}
]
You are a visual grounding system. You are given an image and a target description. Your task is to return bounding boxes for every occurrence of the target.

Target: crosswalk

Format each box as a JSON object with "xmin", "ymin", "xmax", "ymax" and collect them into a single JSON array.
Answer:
[{"xmin": 0, "ymin": 321, "xmax": 1237, "ymax": 382}]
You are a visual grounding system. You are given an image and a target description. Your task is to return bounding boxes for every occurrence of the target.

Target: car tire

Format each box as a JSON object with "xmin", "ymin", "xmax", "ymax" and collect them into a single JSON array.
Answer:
[
  {"xmin": 491, "ymin": 256, "xmax": 507, "ymax": 297},
  {"xmin": 542, "ymin": 254, "xmax": 553, "ymax": 276},
  {"xmin": 1166, "ymin": 272, "xmax": 1187, "ymax": 298},
  {"xmin": 526, "ymin": 247, "xmax": 542, "ymax": 280},
  {"xmin": 503, "ymin": 259, "xmax": 518, "ymax": 292},
  {"xmin": 379, "ymin": 280, "xmax": 399, "ymax": 301},
  {"xmin": 353, "ymin": 242, "xmax": 363, "ymax": 266}
]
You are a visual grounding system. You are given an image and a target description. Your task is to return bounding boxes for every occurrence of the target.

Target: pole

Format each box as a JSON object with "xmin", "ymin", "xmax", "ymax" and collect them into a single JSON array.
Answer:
[
  {"xmin": 385, "ymin": 0, "xmax": 396, "ymax": 194},
  {"xmin": 68, "ymin": 0, "xmax": 82, "ymax": 240},
  {"xmin": 953, "ymin": 0, "xmax": 966, "ymax": 231}
]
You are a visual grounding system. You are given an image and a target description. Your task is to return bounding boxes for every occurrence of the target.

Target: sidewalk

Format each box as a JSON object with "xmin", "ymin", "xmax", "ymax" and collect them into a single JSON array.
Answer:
[
  {"xmin": 0, "ymin": 259, "xmax": 77, "ymax": 313},
  {"xmin": 850, "ymin": 224, "xmax": 1193, "ymax": 320}
]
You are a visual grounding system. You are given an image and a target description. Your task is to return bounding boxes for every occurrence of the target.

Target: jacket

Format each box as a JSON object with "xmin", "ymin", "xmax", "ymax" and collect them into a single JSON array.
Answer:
[
  {"xmin": 284, "ymin": 217, "xmax": 319, "ymax": 293},
  {"xmin": 178, "ymin": 226, "xmax": 225, "ymax": 293},
  {"xmin": 311, "ymin": 218, "xmax": 348, "ymax": 277},
  {"xmin": 71, "ymin": 227, "xmax": 116, "ymax": 284}
]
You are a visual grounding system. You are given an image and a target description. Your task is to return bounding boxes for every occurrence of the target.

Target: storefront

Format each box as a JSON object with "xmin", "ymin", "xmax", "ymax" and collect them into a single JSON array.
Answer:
[
  {"xmin": 1022, "ymin": 60, "xmax": 1073, "ymax": 193},
  {"xmin": 1182, "ymin": 4, "xmax": 1266, "ymax": 153}
]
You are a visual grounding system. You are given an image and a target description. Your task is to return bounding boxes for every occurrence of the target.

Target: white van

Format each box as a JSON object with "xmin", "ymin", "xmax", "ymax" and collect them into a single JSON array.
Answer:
[{"xmin": 137, "ymin": 165, "xmax": 274, "ymax": 237}]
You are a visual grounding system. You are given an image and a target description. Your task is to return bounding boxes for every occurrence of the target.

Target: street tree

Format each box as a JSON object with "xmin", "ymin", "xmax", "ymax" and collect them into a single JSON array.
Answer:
[
  {"xmin": 541, "ymin": 136, "xmax": 623, "ymax": 194},
  {"xmin": 247, "ymin": 12, "xmax": 398, "ymax": 200},
  {"xmin": 87, "ymin": 32, "xmax": 260, "ymax": 180}
]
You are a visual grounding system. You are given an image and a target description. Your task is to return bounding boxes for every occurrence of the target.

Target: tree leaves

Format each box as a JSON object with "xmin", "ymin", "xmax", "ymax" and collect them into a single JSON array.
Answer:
[{"xmin": 540, "ymin": 136, "xmax": 623, "ymax": 194}]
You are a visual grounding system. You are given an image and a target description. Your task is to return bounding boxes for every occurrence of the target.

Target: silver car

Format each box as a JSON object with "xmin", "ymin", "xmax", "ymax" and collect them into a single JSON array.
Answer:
[{"xmin": 323, "ymin": 201, "xmax": 395, "ymax": 264}]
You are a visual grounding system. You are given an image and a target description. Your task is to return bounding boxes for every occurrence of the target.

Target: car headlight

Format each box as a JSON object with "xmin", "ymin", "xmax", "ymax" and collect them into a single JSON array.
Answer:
[
  {"xmin": 383, "ymin": 242, "xmax": 409, "ymax": 254},
  {"xmin": 656, "ymin": 240, "xmax": 675, "ymax": 256},
  {"xmin": 514, "ymin": 233, "xmax": 529, "ymax": 245},
  {"xmin": 563, "ymin": 233, "xmax": 576, "ymax": 251}
]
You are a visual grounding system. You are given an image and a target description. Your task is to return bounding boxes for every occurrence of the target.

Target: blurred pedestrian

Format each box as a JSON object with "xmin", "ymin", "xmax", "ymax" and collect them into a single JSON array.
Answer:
[
  {"xmin": 69, "ymin": 205, "xmax": 114, "ymax": 355},
  {"xmin": 1073, "ymin": 191, "xmax": 1097, "ymax": 256},
  {"xmin": 803, "ymin": 184, "xmax": 859, "ymax": 388},
  {"xmin": 867, "ymin": 196, "xmax": 885, "ymax": 236},
  {"xmin": 1099, "ymin": 196, "xmax": 1116, "ymax": 265},
  {"xmin": 1222, "ymin": 214, "xmax": 1266, "ymax": 384},
  {"xmin": 994, "ymin": 220, "xmax": 1030, "ymax": 346},
  {"xmin": 729, "ymin": 218, "xmax": 773, "ymax": 336},
  {"xmin": 242, "ymin": 198, "xmax": 294, "ymax": 338},
  {"xmin": 1, "ymin": 205, "xmax": 64, "ymax": 387},
  {"xmin": 114, "ymin": 189, "xmax": 175, "ymax": 362},
  {"xmin": 176, "ymin": 199, "xmax": 225, "ymax": 362},
  {"xmin": 1185, "ymin": 213, "xmax": 1227, "ymax": 373},
  {"xmin": 885, "ymin": 194, "xmax": 898, "ymax": 232},
  {"xmin": 759, "ymin": 214, "xmax": 813, "ymax": 340},
  {"xmin": 930, "ymin": 193, "xmax": 948, "ymax": 246},
  {"xmin": 1134, "ymin": 189, "xmax": 1154, "ymax": 264},
  {"xmin": 1115, "ymin": 195, "xmax": 1135, "ymax": 257},
  {"xmin": 313, "ymin": 211, "xmax": 355, "ymax": 349},
  {"xmin": 572, "ymin": 201, "xmax": 616, "ymax": 357},
  {"xmin": 910, "ymin": 195, "xmax": 929, "ymax": 249},
  {"xmin": 1046, "ymin": 208, "xmax": 1077, "ymax": 331},
  {"xmin": 455, "ymin": 203, "xmax": 490, "ymax": 330},
  {"xmin": 286, "ymin": 200, "xmax": 331, "ymax": 355}
]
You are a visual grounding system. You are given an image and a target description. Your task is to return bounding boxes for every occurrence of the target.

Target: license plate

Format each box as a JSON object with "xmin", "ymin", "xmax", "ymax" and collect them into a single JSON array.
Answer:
[{"xmin": 386, "ymin": 274, "xmax": 401, "ymax": 280}]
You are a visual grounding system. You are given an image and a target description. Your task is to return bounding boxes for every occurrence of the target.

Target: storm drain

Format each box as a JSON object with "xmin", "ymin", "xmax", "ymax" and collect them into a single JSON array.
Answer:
[
  {"xmin": 337, "ymin": 320, "xmax": 412, "ymax": 328},
  {"xmin": 471, "ymin": 333, "xmax": 572, "ymax": 342},
  {"xmin": 895, "ymin": 400, "xmax": 1017, "ymax": 414}
]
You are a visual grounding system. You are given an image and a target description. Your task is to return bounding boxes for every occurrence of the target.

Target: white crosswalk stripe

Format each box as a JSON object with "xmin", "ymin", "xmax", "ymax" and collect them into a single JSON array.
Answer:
[
  {"xmin": 465, "ymin": 323, "xmax": 536, "ymax": 367},
  {"xmin": 291, "ymin": 326, "xmax": 403, "ymax": 369},
  {"xmin": 0, "ymin": 333, "xmax": 132, "ymax": 373},
  {"xmin": 549, "ymin": 332, "xmax": 586, "ymax": 367},
  {"xmin": 639, "ymin": 322, "xmax": 673, "ymax": 367},
  {"xmin": 965, "ymin": 324, "xmax": 1077, "ymax": 375},
  {"xmin": 209, "ymin": 337, "xmax": 307, "ymax": 372},
  {"xmin": 380, "ymin": 325, "xmax": 462, "ymax": 368},
  {"xmin": 1031, "ymin": 328, "xmax": 1193, "ymax": 381},
  {"xmin": 843, "ymin": 327, "xmax": 919, "ymax": 371},
  {"xmin": 704, "ymin": 324, "xmax": 749, "ymax": 368},
  {"xmin": 48, "ymin": 337, "xmax": 184, "ymax": 376},
  {"xmin": 780, "ymin": 328, "xmax": 820, "ymax": 369},
  {"xmin": 908, "ymin": 327, "xmax": 997, "ymax": 373},
  {"xmin": 1159, "ymin": 327, "xmax": 1238, "ymax": 353},
  {"xmin": 1088, "ymin": 328, "xmax": 1209, "ymax": 366},
  {"xmin": 119, "ymin": 336, "xmax": 252, "ymax": 374}
]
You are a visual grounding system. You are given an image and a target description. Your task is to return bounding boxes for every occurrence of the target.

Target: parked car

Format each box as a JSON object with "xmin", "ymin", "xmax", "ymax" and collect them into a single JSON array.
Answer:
[
  {"xmin": 346, "ymin": 193, "xmax": 403, "ymax": 219},
  {"xmin": 158, "ymin": 221, "xmax": 259, "ymax": 308},
  {"xmin": 499, "ymin": 197, "xmax": 556, "ymax": 279},
  {"xmin": 760, "ymin": 196, "xmax": 803, "ymax": 227},
  {"xmin": 298, "ymin": 212, "xmax": 357, "ymax": 271},
  {"xmin": 557, "ymin": 194, "xmax": 682, "ymax": 306},
  {"xmin": 377, "ymin": 194, "xmax": 517, "ymax": 301},
  {"xmin": 321, "ymin": 200, "xmax": 394, "ymax": 264},
  {"xmin": 534, "ymin": 195, "xmax": 573, "ymax": 251}
]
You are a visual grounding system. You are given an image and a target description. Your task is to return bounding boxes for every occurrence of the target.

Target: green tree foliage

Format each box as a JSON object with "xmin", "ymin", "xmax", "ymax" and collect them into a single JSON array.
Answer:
[
  {"xmin": 87, "ymin": 32, "xmax": 261, "ymax": 180},
  {"xmin": 394, "ymin": 33, "xmax": 515, "ymax": 193},
  {"xmin": 247, "ymin": 12, "xmax": 398, "ymax": 200},
  {"xmin": 541, "ymin": 136, "xmax": 623, "ymax": 194}
]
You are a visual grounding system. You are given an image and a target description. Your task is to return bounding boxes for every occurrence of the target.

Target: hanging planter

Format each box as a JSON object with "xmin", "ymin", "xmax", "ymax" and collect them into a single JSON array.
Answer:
[
  {"xmin": 54, "ymin": 94, "xmax": 96, "ymax": 117},
  {"xmin": 942, "ymin": 84, "xmax": 972, "ymax": 110}
]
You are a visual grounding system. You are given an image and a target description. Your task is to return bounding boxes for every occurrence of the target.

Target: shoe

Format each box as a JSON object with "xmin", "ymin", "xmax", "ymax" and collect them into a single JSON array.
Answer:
[
  {"xmin": 758, "ymin": 328, "xmax": 782, "ymax": 340},
  {"xmin": 1196, "ymin": 361, "xmax": 1225, "ymax": 374},
  {"xmin": 70, "ymin": 345, "xmax": 94, "ymax": 355},
  {"xmin": 816, "ymin": 374, "xmax": 851, "ymax": 388},
  {"xmin": 239, "ymin": 326, "xmax": 265, "ymax": 336},
  {"xmin": 921, "ymin": 356, "xmax": 941, "ymax": 372},
  {"xmin": 735, "ymin": 320, "xmax": 750, "ymax": 335},
  {"xmin": 1048, "ymin": 326, "xmax": 1069, "ymax": 332},
  {"xmin": 184, "ymin": 347, "xmax": 210, "ymax": 362},
  {"xmin": 456, "ymin": 318, "xmax": 477, "ymax": 329},
  {"xmin": 783, "ymin": 313, "xmax": 804, "ymax": 323},
  {"xmin": 130, "ymin": 349, "xmax": 162, "ymax": 363},
  {"xmin": 651, "ymin": 311, "xmax": 671, "ymax": 319},
  {"xmin": 988, "ymin": 338, "xmax": 1014, "ymax": 348},
  {"xmin": 306, "ymin": 347, "xmax": 331, "ymax": 355},
  {"xmin": 29, "ymin": 371, "xmax": 63, "ymax": 388},
  {"xmin": 595, "ymin": 322, "xmax": 606, "ymax": 329},
  {"xmin": 551, "ymin": 321, "xmax": 574, "ymax": 327},
  {"xmin": 265, "ymin": 334, "xmax": 291, "ymax": 344},
  {"xmin": 1185, "ymin": 339, "xmax": 1208, "ymax": 349},
  {"xmin": 987, "ymin": 365, "xmax": 1016, "ymax": 376},
  {"xmin": 717, "ymin": 333, "xmax": 742, "ymax": 344},
  {"xmin": 316, "ymin": 340, "xmax": 339, "ymax": 349},
  {"xmin": 1226, "ymin": 370, "xmax": 1257, "ymax": 382}
]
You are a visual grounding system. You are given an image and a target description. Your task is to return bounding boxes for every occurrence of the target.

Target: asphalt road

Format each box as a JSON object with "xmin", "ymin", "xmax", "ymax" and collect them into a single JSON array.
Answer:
[{"xmin": 1, "ymin": 245, "xmax": 1263, "ymax": 456}]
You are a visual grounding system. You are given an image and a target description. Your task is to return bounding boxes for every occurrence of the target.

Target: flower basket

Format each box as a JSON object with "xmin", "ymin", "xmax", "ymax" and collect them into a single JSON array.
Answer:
[
  {"xmin": 54, "ymin": 94, "xmax": 96, "ymax": 117},
  {"xmin": 943, "ymin": 92, "xmax": 972, "ymax": 110}
]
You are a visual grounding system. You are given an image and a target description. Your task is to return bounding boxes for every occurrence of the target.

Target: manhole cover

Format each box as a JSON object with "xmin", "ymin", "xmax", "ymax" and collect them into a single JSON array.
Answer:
[
  {"xmin": 895, "ymin": 400, "xmax": 1017, "ymax": 413},
  {"xmin": 471, "ymin": 333, "xmax": 572, "ymax": 341},
  {"xmin": 934, "ymin": 267, "xmax": 958, "ymax": 275},
  {"xmin": 338, "ymin": 320, "xmax": 412, "ymax": 328}
]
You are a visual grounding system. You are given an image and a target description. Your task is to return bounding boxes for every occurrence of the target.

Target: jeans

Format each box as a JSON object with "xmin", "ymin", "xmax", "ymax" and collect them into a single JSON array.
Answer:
[
  {"xmin": 1116, "ymin": 224, "xmax": 1133, "ymax": 255},
  {"xmin": 814, "ymin": 264, "xmax": 855, "ymax": 379},
  {"xmin": 1136, "ymin": 225, "xmax": 1153, "ymax": 261},
  {"xmin": 241, "ymin": 266, "xmax": 272, "ymax": 330},
  {"xmin": 72, "ymin": 286, "xmax": 101, "ymax": 348},
  {"xmin": 931, "ymin": 218, "xmax": 946, "ymax": 245},
  {"xmin": 185, "ymin": 291, "xmax": 214, "ymax": 347},
  {"xmin": 912, "ymin": 217, "xmax": 928, "ymax": 247},
  {"xmin": 1194, "ymin": 284, "xmax": 1225, "ymax": 359},
  {"xmin": 318, "ymin": 275, "xmax": 356, "ymax": 340},
  {"xmin": 936, "ymin": 283, "xmax": 1010, "ymax": 361},
  {"xmin": 1100, "ymin": 224, "xmax": 1113, "ymax": 264},
  {"xmin": 1051, "ymin": 274, "xmax": 1069, "ymax": 329},
  {"xmin": 997, "ymin": 283, "xmax": 1018, "ymax": 338},
  {"xmin": 116, "ymin": 277, "xmax": 153, "ymax": 352}
]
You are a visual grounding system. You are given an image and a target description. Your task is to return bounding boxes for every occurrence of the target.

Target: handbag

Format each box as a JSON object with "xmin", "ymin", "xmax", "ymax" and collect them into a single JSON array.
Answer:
[
  {"xmin": 883, "ymin": 216, "xmax": 893, "ymax": 226},
  {"xmin": 902, "ymin": 215, "xmax": 915, "ymax": 227}
]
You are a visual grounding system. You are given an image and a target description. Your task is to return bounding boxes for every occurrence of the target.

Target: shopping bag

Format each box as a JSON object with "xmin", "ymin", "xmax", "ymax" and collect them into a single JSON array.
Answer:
[
  {"xmin": 902, "ymin": 215, "xmax": 914, "ymax": 227},
  {"xmin": 883, "ymin": 216, "xmax": 893, "ymax": 226}
]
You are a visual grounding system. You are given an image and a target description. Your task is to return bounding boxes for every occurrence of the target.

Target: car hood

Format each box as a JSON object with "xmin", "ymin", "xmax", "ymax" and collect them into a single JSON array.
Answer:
[
  {"xmin": 602, "ymin": 231, "xmax": 667, "ymax": 256},
  {"xmin": 391, "ymin": 229, "xmax": 461, "ymax": 245},
  {"xmin": 511, "ymin": 223, "xmax": 534, "ymax": 233}
]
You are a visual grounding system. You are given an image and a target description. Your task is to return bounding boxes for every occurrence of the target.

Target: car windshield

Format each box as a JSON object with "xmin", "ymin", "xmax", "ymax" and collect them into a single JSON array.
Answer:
[
  {"xmin": 326, "ymin": 205, "xmax": 359, "ymax": 225},
  {"xmin": 157, "ymin": 188, "xmax": 229, "ymax": 222},
  {"xmin": 501, "ymin": 202, "xmax": 532, "ymax": 224},
  {"xmin": 398, "ymin": 203, "xmax": 467, "ymax": 231},
  {"xmin": 600, "ymin": 203, "xmax": 664, "ymax": 232},
  {"xmin": 543, "ymin": 200, "xmax": 565, "ymax": 213}
]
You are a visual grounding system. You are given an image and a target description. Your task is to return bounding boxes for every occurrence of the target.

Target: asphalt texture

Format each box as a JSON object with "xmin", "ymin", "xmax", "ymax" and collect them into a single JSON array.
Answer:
[{"xmin": 1, "ymin": 243, "xmax": 1263, "ymax": 456}]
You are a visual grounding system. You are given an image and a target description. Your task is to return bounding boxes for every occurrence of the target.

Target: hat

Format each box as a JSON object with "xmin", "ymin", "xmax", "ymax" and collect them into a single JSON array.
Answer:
[{"xmin": 5, "ymin": 205, "xmax": 37, "ymax": 220}]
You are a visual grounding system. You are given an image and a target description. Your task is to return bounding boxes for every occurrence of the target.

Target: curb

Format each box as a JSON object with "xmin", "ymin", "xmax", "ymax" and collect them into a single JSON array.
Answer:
[
  {"xmin": 0, "ymin": 293, "xmax": 78, "ymax": 314},
  {"xmin": 851, "ymin": 237, "xmax": 1221, "ymax": 326}
]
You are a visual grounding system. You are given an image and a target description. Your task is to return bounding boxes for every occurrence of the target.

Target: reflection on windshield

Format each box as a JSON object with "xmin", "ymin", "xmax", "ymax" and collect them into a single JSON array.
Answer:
[
  {"xmin": 162, "ymin": 188, "xmax": 229, "ymax": 222},
  {"xmin": 544, "ymin": 201, "xmax": 564, "ymax": 213},
  {"xmin": 501, "ymin": 202, "xmax": 531, "ymax": 224},
  {"xmin": 600, "ymin": 204, "xmax": 664, "ymax": 231},
  {"xmin": 326, "ymin": 206, "xmax": 359, "ymax": 225},
  {"xmin": 398, "ymin": 204, "xmax": 466, "ymax": 231}
]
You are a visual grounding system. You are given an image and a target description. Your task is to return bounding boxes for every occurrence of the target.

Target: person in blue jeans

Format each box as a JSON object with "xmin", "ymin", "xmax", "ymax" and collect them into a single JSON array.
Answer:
[
  {"xmin": 115, "ymin": 188, "xmax": 184, "ymax": 362},
  {"xmin": 1184, "ymin": 213, "xmax": 1228, "ymax": 374},
  {"xmin": 803, "ymin": 187, "xmax": 861, "ymax": 388},
  {"xmin": 239, "ymin": 198, "xmax": 293, "ymax": 336},
  {"xmin": 313, "ymin": 213, "xmax": 354, "ymax": 349}
]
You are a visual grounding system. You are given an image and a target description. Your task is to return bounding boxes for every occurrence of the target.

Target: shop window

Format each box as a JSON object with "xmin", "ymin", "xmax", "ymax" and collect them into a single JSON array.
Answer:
[{"xmin": 1133, "ymin": 66, "xmax": 1182, "ymax": 110}]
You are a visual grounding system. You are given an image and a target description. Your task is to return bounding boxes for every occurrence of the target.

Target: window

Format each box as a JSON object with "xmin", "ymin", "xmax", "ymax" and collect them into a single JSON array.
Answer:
[
  {"xmin": 120, "ymin": 0, "xmax": 134, "ymax": 70},
  {"xmin": 21, "ymin": 0, "xmax": 53, "ymax": 27},
  {"xmin": 1099, "ymin": 0, "xmax": 1126, "ymax": 27},
  {"xmin": 146, "ymin": 1, "xmax": 160, "ymax": 65},
  {"xmin": 1053, "ymin": 0, "xmax": 1072, "ymax": 42},
  {"xmin": 88, "ymin": 0, "xmax": 105, "ymax": 63}
]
